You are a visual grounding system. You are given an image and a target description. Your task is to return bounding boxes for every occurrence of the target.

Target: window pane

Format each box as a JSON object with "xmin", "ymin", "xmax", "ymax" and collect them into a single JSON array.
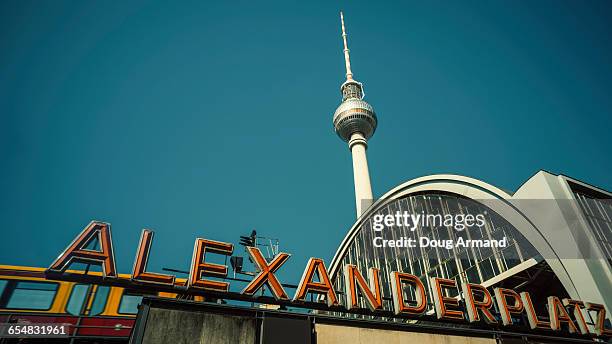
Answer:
[
  {"xmin": 6, "ymin": 281, "xmax": 58, "ymax": 310},
  {"xmin": 118, "ymin": 294, "xmax": 142, "ymax": 314},
  {"xmin": 66, "ymin": 284, "xmax": 89, "ymax": 315},
  {"xmin": 89, "ymin": 286, "xmax": 110, "ymax": 315},
  {"xmin": 0, "ymin": 280, "xmax": 7, "ymax": 296}
]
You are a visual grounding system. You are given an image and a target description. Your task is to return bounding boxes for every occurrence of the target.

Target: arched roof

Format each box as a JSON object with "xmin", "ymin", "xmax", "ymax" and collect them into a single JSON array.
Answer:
[{"xmin": 327, "ymin": 174, "xmax": 581, "ymax": 300}]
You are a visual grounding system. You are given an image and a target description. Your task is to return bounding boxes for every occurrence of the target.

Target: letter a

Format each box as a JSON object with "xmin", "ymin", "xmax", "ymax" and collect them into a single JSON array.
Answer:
[{"xmin": 47, "ymin": 221, "xmax": 117, "ymax": 278}]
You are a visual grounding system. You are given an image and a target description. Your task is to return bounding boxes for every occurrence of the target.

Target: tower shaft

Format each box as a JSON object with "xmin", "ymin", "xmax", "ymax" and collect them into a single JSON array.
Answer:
[{"xmin": 349, "ymin": 133, "xmax": 373, "ymax": 217}]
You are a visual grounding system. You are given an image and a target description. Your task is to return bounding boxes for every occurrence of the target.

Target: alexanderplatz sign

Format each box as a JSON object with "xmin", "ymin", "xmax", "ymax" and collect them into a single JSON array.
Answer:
[{"xmin": 45, "ymin": 221, "xmax": 611, "ymax": 339}]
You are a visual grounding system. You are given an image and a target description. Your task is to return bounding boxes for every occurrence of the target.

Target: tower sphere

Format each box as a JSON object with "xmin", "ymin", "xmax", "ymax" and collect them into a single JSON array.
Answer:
[{"xmin": 333, "ymin": 81, "xmax": 377, "ymax": 142}]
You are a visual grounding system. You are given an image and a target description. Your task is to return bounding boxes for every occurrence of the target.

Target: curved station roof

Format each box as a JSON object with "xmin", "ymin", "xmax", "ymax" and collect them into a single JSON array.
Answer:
[{"xmin": 327, "ymin": 171, "xmax": 611, "ymax": 314}]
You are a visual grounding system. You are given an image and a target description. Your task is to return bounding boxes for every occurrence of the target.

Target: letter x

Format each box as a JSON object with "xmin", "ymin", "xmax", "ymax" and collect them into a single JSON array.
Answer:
[{"xmin": 241, "ymin": 247, "xmax": 290, "ymax": 300}]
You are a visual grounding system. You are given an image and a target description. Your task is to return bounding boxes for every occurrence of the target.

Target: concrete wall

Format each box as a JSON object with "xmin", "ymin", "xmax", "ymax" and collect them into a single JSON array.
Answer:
[
  {"xmin": 140, "ymin": 308, "xmax": 257, "ymax": 344},
  {"xmin": 513, "ymin": 171, "xmax": 612, "ymax": 315},
  {"xmin": 315, "ymin": 323, "xmax": 496, "ymax": 344}
]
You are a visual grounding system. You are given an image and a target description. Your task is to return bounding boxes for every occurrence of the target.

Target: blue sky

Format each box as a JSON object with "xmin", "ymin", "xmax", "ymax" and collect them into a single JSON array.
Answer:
[{"xmin": 1, "ymin": 0, "xmax": 610, "ymax": 284}]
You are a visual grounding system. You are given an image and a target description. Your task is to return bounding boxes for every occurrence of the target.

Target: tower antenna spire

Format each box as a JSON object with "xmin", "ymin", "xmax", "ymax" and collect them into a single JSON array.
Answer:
[{"xmin": 340, "ymin": 11, "xmax": 353, "ymax": 81}]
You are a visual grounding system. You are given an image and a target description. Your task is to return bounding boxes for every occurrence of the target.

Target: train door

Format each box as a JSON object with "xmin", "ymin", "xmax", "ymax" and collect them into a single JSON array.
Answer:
[{"xmin": 65, "ymin": 284, "xmax": 110, "ymax": 316}]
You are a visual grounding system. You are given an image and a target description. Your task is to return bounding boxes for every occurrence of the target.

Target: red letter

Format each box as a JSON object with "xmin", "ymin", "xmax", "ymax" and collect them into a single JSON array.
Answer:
[
  {"xmin": 390, "ymin": 271, "xmax": 426, "ymax": 315},
  {"xmin": 188, "ymin": 238, "xmax": 233, "ymax": 292},
  {"xmin": 462, "ymin": 283, "xmax": 497, "ymax": 324},
  {"xmin": 494, "ymin": 288, "xmax": 524, "ymax": 326},
  {"xmin": 521, "ymin": 292, "xmax": 551, "ymax": 330},
  {"xmin": 343, "ymin": 265, "xmax": 382, "ymax": 311},
  {"xmin": 562, "ymin": 299, "xmax": 589, "ymax": 335},
  {"xmin": 241, "ymin": 247, "xmax": 290, "ymax": 300},
  {"xmin": 586, "ymin": 302, "xmax": 612, "ymax": 336},
  {"xmin": 131, "ymin": 229, "xmax": 175, "ymax": 286},
  {"xmin": 431, "ymin": 278, "xmax": 464, "ymax": 320},
  {"xmin": 47, "ymin": 221, "xmax": 116, "ymax": 278},
  {"xmin": 293, "ymin": 258, "xmax": 338, "ymax": 307},
  {"xmin": 548, "ymin": 296, "xmax": 577, "ymax": 333}
]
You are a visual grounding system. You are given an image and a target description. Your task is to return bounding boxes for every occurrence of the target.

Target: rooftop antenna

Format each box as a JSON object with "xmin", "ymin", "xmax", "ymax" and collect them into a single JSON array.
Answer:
[{"xmin": 340, "ymin": 11, "xmax": 354, "ymax": 81}]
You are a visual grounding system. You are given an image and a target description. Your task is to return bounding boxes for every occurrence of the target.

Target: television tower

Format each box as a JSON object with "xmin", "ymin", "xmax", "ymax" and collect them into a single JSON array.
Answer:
[{"xmin": 333, "ymin": 12, "xmax": 378, "ymax": 218}]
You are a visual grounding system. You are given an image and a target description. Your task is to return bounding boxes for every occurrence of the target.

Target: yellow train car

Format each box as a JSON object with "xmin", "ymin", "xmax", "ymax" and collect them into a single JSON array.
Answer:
[{"xmin": 0, "ymin": 265, "xmax": 200, "ymax": 342}]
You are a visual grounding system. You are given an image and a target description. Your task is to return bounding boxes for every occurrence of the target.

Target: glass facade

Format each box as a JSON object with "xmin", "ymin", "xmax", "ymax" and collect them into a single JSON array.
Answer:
[
  {"xmin": 571, "ymin": 184, "xmax": 612, "ymax": 267},
  {"xmin": 330, "ymin": 193, "xmax": 540, "ymax": 311}
]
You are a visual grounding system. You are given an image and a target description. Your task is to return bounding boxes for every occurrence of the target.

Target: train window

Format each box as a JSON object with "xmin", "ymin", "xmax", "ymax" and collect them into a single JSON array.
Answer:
[
  {"xmin": 66, "ymin": 284, "xmax": 90, "ymax": 315},
  {"xmin": 118, "ymin": 293, "xmax": 143, "ymax": 314},
  {"xmin": 89, "ymin": 286, "xmax": 109, "ymax": 315},
  {"xmin": 5, "ymin": 281, "xmax": 58, "ymax": 310},
  {"xmin": 0, "ymin": 280, "xmax": 6, "ymax": 295}
]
